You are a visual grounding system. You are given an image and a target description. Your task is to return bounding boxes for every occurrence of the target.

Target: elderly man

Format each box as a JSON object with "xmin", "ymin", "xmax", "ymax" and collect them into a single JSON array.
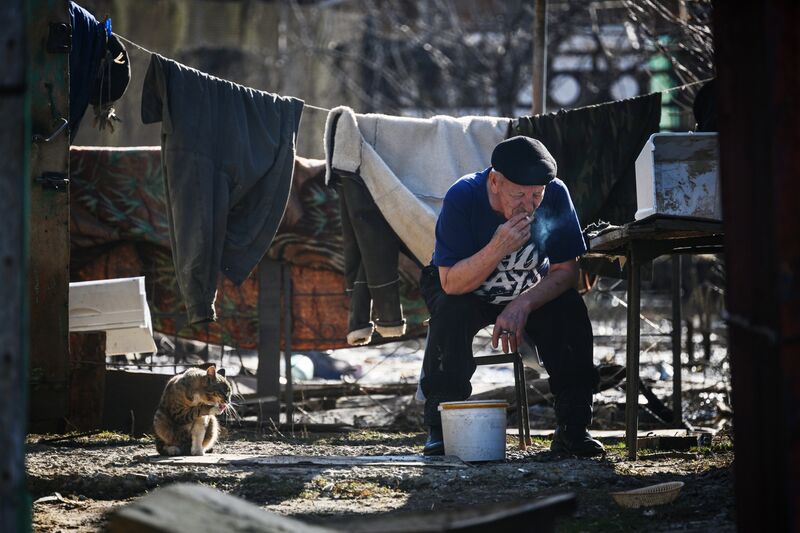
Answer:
[{"xmin": 420, "ymin": 136, "xmax": 603, "ymax": 457}]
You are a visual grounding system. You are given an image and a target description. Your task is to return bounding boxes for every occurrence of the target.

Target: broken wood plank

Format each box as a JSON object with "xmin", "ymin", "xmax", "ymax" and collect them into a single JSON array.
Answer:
[
  {"xmin": 107, "ymin": 483, "xmax": 334, "ymax": 533},
  {"xmin": 228, "ymin": 419, "xmax": 359, "ymax": 433},
  {"xmin": 148, "ymin": 454, "xmax": 468, "ymax": 469},
  {"xmin": 231, "ymin": 375, "xmax": 418, "ymax": 401},
  {"xmin": 108, "ymin": 483, "xmax": 576, "ymax": 533},
  {"xmin": 472, "ymin": 364, "xmax": 625, "ymax": 405},
  {"xmin": 637, "ymin": 435, "xmax": 700, "ymax": 451},
  {"xmin": 512, "ymin": 428, "xmax": 717, "ymax": 441}
]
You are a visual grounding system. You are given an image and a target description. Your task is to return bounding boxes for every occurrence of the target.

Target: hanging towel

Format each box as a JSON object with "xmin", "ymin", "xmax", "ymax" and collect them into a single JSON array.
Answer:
[
  {"xmin": 324, "ymin": 107, "xmax": 510, "ymax": 344},
  {"xmin": 325, "ymin": 106, "xmax": 511, "ymax": 264},
  {"xmin": 142, "ymin": 53, "xmax": 304, "ymax": 324},
  {"xmin": 513, "ymin": 92, "xmax": 662, "ymax": 226}
]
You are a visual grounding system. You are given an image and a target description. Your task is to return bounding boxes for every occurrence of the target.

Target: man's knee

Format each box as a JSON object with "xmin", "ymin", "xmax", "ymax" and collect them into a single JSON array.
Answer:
[
  {"xmin": 549, "ymin": 287, "xmax": 588, "ymax": 314},
  {"xmin": 536, "ymin": 288, "xmax": 592, "ymax": 336}
]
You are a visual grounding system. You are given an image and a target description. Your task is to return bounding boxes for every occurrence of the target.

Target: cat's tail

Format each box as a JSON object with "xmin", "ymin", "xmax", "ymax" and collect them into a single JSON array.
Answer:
[{"xmin": 202, "ymin": 415, "xmax": 220, "ymax": 452}]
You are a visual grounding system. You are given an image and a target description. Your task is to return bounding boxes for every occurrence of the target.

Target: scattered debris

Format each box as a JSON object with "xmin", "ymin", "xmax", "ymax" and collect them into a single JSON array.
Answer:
[
  {"xmin": 610, "ymin": 481, "xmax": 685, "ymax": 509},
  {"xmin": 637, "ymin": 434, "xmax": 701, "ymax": 452},
  {"xmin": 33, "ymin": 492, "xmax": 69, "ymax": 505}
]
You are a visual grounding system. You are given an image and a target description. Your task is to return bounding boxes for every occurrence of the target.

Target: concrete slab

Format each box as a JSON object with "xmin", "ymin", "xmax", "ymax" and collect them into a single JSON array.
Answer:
[{"xmin": 148, "ymin": 453, "xmax": 468, "ymax": 468}]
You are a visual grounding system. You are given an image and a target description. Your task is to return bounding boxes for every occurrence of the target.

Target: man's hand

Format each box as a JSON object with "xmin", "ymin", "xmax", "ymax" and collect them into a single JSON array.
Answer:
[
  {"xmin": 491, "ymin": 212, "xmax": 531, "ymax": 257},
  {"xmin": 490, "ymin": 259, "xmax": 580, "ymax": 353},
  {"xmin": 439, "ymin": 212, "xmax": 532, "ymax": 295},
  {"xmin": 491, "ymin": 298, "xmax": 530, "ymax": 354}
]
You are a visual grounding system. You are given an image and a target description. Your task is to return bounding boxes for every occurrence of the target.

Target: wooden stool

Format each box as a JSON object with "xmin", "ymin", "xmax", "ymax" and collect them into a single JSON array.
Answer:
[{"xmin": 474, "ymin": 351, "xmax": 532, "ymax": 450}]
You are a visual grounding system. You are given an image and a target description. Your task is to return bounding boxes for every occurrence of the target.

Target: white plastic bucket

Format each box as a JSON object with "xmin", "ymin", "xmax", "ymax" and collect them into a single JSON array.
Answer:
[{"xmin": 438, "ymin": 400, "xmax": 509, "ymax": 462}]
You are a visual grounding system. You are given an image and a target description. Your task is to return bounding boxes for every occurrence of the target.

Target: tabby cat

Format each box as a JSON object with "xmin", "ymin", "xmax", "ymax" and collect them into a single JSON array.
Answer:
[{"xmin": 153, "ymin": 364, "xmax": 232, "ymax": 456}]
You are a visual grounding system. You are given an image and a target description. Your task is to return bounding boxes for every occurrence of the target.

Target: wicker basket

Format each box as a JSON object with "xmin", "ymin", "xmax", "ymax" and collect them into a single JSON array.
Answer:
[{"xmin": 610, "ymin": 481, "xmax": 685, "ymax": 508}]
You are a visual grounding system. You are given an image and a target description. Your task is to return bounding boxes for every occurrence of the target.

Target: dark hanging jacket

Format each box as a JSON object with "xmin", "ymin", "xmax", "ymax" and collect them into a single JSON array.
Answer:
[
  {"xmin": 141, "ymin": 53, "xmax": 304, "ymax": 323},
  {"xmin": 68, "ymin": 1, "xmax": 105, "ymax": 141},
  {"xmin": 513, "ymin": 92, "xmax": 662, "ymax": 226}
]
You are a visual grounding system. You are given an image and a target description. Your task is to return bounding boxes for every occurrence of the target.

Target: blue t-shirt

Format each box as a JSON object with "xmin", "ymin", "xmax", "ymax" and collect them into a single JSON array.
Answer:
[{"xmin": 432, "ymin": 168, "xmax": 586, "ymax": 304}]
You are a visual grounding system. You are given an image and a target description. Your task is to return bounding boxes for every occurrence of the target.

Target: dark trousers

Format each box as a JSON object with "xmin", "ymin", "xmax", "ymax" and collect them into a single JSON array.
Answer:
[
  {"xmin": 337, "ymin": 172, "xmax": 404, "ymax": 333},
  {"xmin": 419, "ymin": 264, "xmax": 599, "ymax": 427}
]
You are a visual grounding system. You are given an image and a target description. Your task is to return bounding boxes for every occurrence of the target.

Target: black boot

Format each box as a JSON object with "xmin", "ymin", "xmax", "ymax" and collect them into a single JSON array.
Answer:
[
  {"xmin": 550, "ymin": 425, "xmax": 605, "ymax": 457},
  {"xmin": 552, "ymin": 386, "xmax": 602, "ymax": 456},
  {"xmin": 346, "ymin": 267, "xmax": 374, "ymax": 346},
  {"xmin": 423, "ymin": 425, "xmax": 444, "ymax": 456}
]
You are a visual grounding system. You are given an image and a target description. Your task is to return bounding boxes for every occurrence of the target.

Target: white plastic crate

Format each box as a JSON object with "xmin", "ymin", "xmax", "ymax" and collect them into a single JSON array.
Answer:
[
  {"xmin": 69, "ymin": 276, "xmax": 157, "ymax": 355},
  {"xmin": 634, "ymin": 132, "xmax": 721, "ymax": 221}
]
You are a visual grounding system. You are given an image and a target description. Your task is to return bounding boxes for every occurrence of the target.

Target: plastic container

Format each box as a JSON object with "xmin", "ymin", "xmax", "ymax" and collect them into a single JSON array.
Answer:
[{"xmin": 438, "ymin": 400, "xmax": 509, "ymax": 462}]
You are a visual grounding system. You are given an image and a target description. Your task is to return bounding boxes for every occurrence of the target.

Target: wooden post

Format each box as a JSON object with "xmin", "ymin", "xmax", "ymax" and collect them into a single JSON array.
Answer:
[
  {"xmin": 531, "ymin": 0, "xmax": 548, "ymax": 115},
  {"xmin": 671, "ymin": 255, "xmax": 682, "ymax": 426},
  {"xmin": 624, "ymin": 245, "xmax": 641, "ymax": 460},
  {"xmin": 28, "ymin": 0, "xmax": 71, "ymax": 433},
  {"xmin": 282, "ymin": 265, "xmax": 294, "ymax": 430},
  {"xmin": 257, "ymin": 259, "xmax": 282, "ymax": 421},
  {"xmin": 68, "ymin": 332, "xmax": 106, "ymax": 430},
  {"xmin": 0, "ymin": 0, "xmax": 31, "ymax": 529},
  {"xmin": 714, "ymin": 2, "xmax": 800, "ymax": 529}
]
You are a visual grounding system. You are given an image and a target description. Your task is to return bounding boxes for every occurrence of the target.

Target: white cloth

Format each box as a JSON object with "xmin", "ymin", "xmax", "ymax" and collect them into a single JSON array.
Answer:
[{"xmin": 324, "ymin": 106, "xmax": 511, "ymax": 264}]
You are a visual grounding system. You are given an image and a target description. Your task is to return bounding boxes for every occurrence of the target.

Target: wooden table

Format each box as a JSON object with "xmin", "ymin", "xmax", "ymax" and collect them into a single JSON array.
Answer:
[{"xmin": 586, "ymin": 216, "xmax": 724, "ymax": 459}]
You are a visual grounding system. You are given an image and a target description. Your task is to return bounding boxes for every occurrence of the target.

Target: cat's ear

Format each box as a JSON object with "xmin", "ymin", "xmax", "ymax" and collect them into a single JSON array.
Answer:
[
  {"xmin": 199, "ymin": 362, "xmax": 216, "ymax": 371},
  {"xmin": 218, "ymin": 368, "xmax": 226, "ymax": 377},
  {"xmin": 206, "ymin": 365, "xmax": 217, "ymax": 377}
]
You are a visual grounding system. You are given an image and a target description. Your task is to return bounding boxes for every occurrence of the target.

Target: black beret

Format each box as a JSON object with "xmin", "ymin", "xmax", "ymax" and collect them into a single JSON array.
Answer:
[
  {"xmin": 491, "ymin": 136, "xmax": 557, "ymax": 186},
  {"xmin": 90, "ymin": 33, "xmax": 131, "ymax": 105}
]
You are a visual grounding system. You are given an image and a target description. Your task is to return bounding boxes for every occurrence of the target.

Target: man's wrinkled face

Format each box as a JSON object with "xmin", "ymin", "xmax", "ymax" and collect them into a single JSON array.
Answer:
[{"xmin": 490, "ymin": 170, "xmax": 546, "ymax": 220}]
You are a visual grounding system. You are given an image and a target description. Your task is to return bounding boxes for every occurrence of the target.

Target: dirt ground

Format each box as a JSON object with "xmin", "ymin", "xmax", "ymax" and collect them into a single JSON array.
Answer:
[
  {"xmin": 29, "ymin": 280, "xmax": 733, "ymax": 531},
  {"xmin": 27, "ymin": 428, "xmax": 735, "ymax": 532}
]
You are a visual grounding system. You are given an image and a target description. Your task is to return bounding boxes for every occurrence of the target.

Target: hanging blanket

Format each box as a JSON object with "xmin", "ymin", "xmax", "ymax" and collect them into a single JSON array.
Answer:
[
  {"xmin": 513, "ymin": 92, "xmax": 662, "ymax": 226},
  {"xmin": 325, "ymin": 106, "xmax": 511, "ymax": 265}
]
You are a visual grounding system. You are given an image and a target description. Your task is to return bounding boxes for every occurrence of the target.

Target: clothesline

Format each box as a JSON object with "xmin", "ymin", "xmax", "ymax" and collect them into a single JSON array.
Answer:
[
  {"xmin": 115, "ymin": 33, "xmax": 711, "ymax": 116},
  {"xmin": 116, "ymin": 33, "xmax": 332, "ymax": 113}
]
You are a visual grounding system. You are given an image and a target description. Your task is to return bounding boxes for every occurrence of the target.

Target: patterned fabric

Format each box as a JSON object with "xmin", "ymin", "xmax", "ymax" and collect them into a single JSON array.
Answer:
[{"xmin": 69, "ymin": 147, "xmax": 427, "ymax": 351}]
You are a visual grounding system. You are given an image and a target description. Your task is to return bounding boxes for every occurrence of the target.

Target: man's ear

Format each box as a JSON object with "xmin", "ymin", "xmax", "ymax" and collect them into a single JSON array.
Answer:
[{"xmin": 488, "ymin": 169, "xmax": 500, "ymax": 192}]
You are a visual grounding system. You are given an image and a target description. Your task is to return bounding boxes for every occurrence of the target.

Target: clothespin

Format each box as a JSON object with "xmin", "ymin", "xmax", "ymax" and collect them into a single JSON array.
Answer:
[{"xmin": 104, "ymin": 16, "xmax": 112, "ymax": 37}]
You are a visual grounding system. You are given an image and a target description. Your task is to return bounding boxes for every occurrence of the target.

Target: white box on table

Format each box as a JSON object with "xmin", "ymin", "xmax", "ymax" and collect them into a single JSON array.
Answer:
[
  {"xmin": 634, "ymin": 132, "xmax": 721, "ymax": 221},
  {"xmin": 69, "ymin": 276, "xmax": 157, "ymax": 355}
]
